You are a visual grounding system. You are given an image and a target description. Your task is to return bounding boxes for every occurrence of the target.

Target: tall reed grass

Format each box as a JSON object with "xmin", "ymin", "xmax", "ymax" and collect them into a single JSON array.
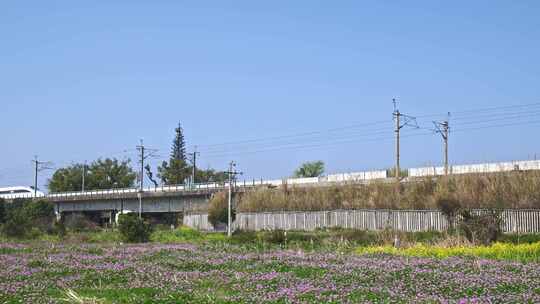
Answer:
[{"xmin": 237, "ymin": 171, "xmax": 540, "ymax": 212}]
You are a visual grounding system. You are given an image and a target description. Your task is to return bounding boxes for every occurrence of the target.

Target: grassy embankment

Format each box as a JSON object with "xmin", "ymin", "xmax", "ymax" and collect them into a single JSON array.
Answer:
[{"xmin": 237, "ymin": 171, "xmax": 540, "ymax": 211}]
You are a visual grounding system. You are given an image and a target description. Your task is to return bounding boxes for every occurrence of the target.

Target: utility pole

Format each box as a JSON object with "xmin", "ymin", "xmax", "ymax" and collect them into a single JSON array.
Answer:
[
  {"xmin": 82, "ymin": 160, "xmax": 87, "ymax": 192},
  {"xmin": 393, "ymin": 99, "xmax": 400, "ymax": 180},
  {"xmin": 434, "ymin": 115, "xmax": 450, "ymax": 175},
  {"xmin": 34, "ymin": 159, "xmax": 38, "ymax": 197},
  {"xmin": 137, "ymin": 140, "xmax": 145, "ymax": 192},
  {"xmin": 392, "ymin": 98, "xmax": 418, "ymax": 181},
  {"xmin": 189, "ymin": 146, "xmax": 200, "ymax": 185},
  {"xmin": 31, "ymin": 156, "xmax": 52, "ymax": 198},
  {"xmin": 136, "ymin": 140, "xmax": 158, "ymax": 218},
  {"xmin": 226, "ymin": 161, "xmax": 242, "ymax": 237},
  {"xmin": 136, "ymin": 140, "xmax": 145, "ymax": 219}
]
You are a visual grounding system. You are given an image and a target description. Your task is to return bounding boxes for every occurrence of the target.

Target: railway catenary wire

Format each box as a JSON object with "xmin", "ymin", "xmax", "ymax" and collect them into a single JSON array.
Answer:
[
  {"xmin": 194, "ymin": 102, "xmax": 540, "ymax": 152},
  {"xmin": 195, "ymin": 103, "xmax": 540, "ymax": 157},
  {"xmin": 202, "ymin": 119, "xmax": 540, "ymax": 158},
  {"xmin": 413, "ymin": 101, "xmax": 540, "ymax": 119}
]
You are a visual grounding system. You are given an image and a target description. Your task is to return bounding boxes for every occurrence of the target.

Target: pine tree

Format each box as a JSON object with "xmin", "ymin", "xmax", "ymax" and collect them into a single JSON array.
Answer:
[
  {"xmin": 158, "ymin": 122, "xmax": 189, "ymax": 185},
  {"xmin": 171, "ymin": 122, "xmax": 186, "ymax": 162}
]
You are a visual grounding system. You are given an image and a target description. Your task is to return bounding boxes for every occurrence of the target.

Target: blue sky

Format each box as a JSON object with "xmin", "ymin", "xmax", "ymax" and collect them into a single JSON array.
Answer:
[{"xmin": 1, "ymin": 1, "xmax": 540, "ymax": 190}]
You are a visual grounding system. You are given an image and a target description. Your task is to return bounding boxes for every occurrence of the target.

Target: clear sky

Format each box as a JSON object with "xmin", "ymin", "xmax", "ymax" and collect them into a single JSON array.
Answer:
[{"xmin": 1, "ymin": 1, "xmax": 540, "ymax": 190}]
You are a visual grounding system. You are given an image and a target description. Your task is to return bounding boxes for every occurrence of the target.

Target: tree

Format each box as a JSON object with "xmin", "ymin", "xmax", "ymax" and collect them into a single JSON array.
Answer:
[
  {"xmin": 294, "ymin": 161, "xmax": 325, "ymax": 178},
  {"xmin": 86, "ymin": 158, "xmax": 137, "ymax": 189},
  {"xmin": 158, "ymin": 123, "xmax": 228, "ymax": 185},
  {"xmin": 48, "ymin": 164, "xmax": 85, "ymax": 193},
  {"xmin": 158, "ymin": 122, "xmax": 190, "ymax": 185},
  {"xmin": 196, "ymin": 168, "xmax": 228, "ymax": 184},
  {"xmin": 158, "ymin": 159, "xmax": 190, "ymax": 185},
  {"xmin": 48, "ymin": 158, "xmax": 137, "ymax": 192},
  {"xmin": 171, "ymin": 122, "xmax": 187, "ymax": 162}
]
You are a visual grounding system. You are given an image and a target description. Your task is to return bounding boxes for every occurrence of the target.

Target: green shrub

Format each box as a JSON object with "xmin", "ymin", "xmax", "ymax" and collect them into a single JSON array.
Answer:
[
  {"xmin": 24, "ymin": 199, "xmax": 55, "ymax": 218},
  {"xmin": 23, "ymin": 199, "xmax": 56, "ymax": 233},
  {"xmin": 499, "ymin": 233, "xmax": 540, "ymax": 244},
  {"xmin": 231, "ymin": 230, "xmax": 258, "ymax": 243},
  {"xmin": 52, "ymin": 219, "xmax": 66, "ymax": 238},
  {"xmin": 208, "ymin": 191, "xmax": 234, "ymax": 228},
  {"xmin": 437, "ymin": 196, "xmax": 461, "ymax": 229},
  {"xmin": 117, "ymin": 213, "xmax": 153, "ymax": 243},
  {"xmin": 64, "ymin": 213, "xmax": 99, "ymax": 232},
  {"xmin": 458, "ymin": 210, "xmax": 502, "ymax": 245},
  {"xmin": 0, "ymin": 198, "xmax": 5, "ymax": 224},
  {"xmin": 262, "ymin": 229, "xmax": 287, "ymax": 245},
  {"xmin": 331, "ymin": 229, "xmax": 377, "ymax": 245},
  {"xmin": 151, "ymin": 226, "xmax": 203, "ymax": 243},
  {"xmin": 2, "ymin": 210, "xmax": 30, "ymax": 237}
]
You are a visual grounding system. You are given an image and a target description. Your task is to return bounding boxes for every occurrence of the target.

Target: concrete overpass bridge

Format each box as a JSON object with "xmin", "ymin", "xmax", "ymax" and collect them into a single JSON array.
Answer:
[{"xmin": 45, "ymin": 182, "xmax": 256, "ymax": 222}]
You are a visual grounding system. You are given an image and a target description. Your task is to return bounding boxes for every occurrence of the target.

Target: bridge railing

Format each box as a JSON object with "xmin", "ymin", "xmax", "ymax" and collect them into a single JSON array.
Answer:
[{"xmin": 45, "ymin": 179, "xmax": 270, "ymax": 200}]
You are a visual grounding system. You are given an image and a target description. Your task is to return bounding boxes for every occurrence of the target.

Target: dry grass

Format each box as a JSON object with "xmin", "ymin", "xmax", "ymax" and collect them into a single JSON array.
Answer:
[
  {"xmin": 60, "ymin": 289, "xmax": 103, "ymax": 304},
  {"xmin": 237, "ymin": 171, "xmax": 540, "ymax": 212}
]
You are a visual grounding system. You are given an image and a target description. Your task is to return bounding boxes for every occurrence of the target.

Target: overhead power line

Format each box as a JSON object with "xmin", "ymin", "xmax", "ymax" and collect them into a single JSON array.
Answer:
[
  {"xmin": 452, "ymin": 119, "xmax": 540, "ymax": 133},
  {"xmin": 193, "ymin": 101, "xmax": 540, "ymax": 156},
  {"xmin": 201, "ymin": 118, "xmax": 540, "ymax": 159},
  {"xmin": 202, "ymin": 129, "xmax": 433, "ymax": 158},
  {"xmin": 449, "ymin": 101, "xmax": 540, "ymax": 116},
  {"xmin": 50, "ymin": 148, "xmax": 138, "ymax": 170},
  {"xmin": 200, "ymin": 128, "xmax": 394, "ymax": 154},
  {"xmin": 415, "ymin": 101, "xmax": 540, "ymax": 119},
  {"xmin": 194, "ymin": 119, "xmax": 391, "ymax": 150}
]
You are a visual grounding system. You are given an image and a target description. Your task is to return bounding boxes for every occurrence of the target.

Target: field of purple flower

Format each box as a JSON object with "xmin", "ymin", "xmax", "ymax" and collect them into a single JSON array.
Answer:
[{"xmin": 1, "ymin": 242, "xmax": 540, "ymax": 303}]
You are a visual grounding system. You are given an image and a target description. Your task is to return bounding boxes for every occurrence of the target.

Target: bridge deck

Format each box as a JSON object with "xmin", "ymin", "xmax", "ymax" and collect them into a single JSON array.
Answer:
[{"xmin": 47, "ymin": 185, "xmax": 254, "ymax": 202}]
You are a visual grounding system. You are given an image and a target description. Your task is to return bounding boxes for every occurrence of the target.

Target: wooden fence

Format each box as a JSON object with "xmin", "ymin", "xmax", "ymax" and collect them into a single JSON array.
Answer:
[{"xmin": 184, "ymin": 209, "xmax": 540, "ymax": 233}]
